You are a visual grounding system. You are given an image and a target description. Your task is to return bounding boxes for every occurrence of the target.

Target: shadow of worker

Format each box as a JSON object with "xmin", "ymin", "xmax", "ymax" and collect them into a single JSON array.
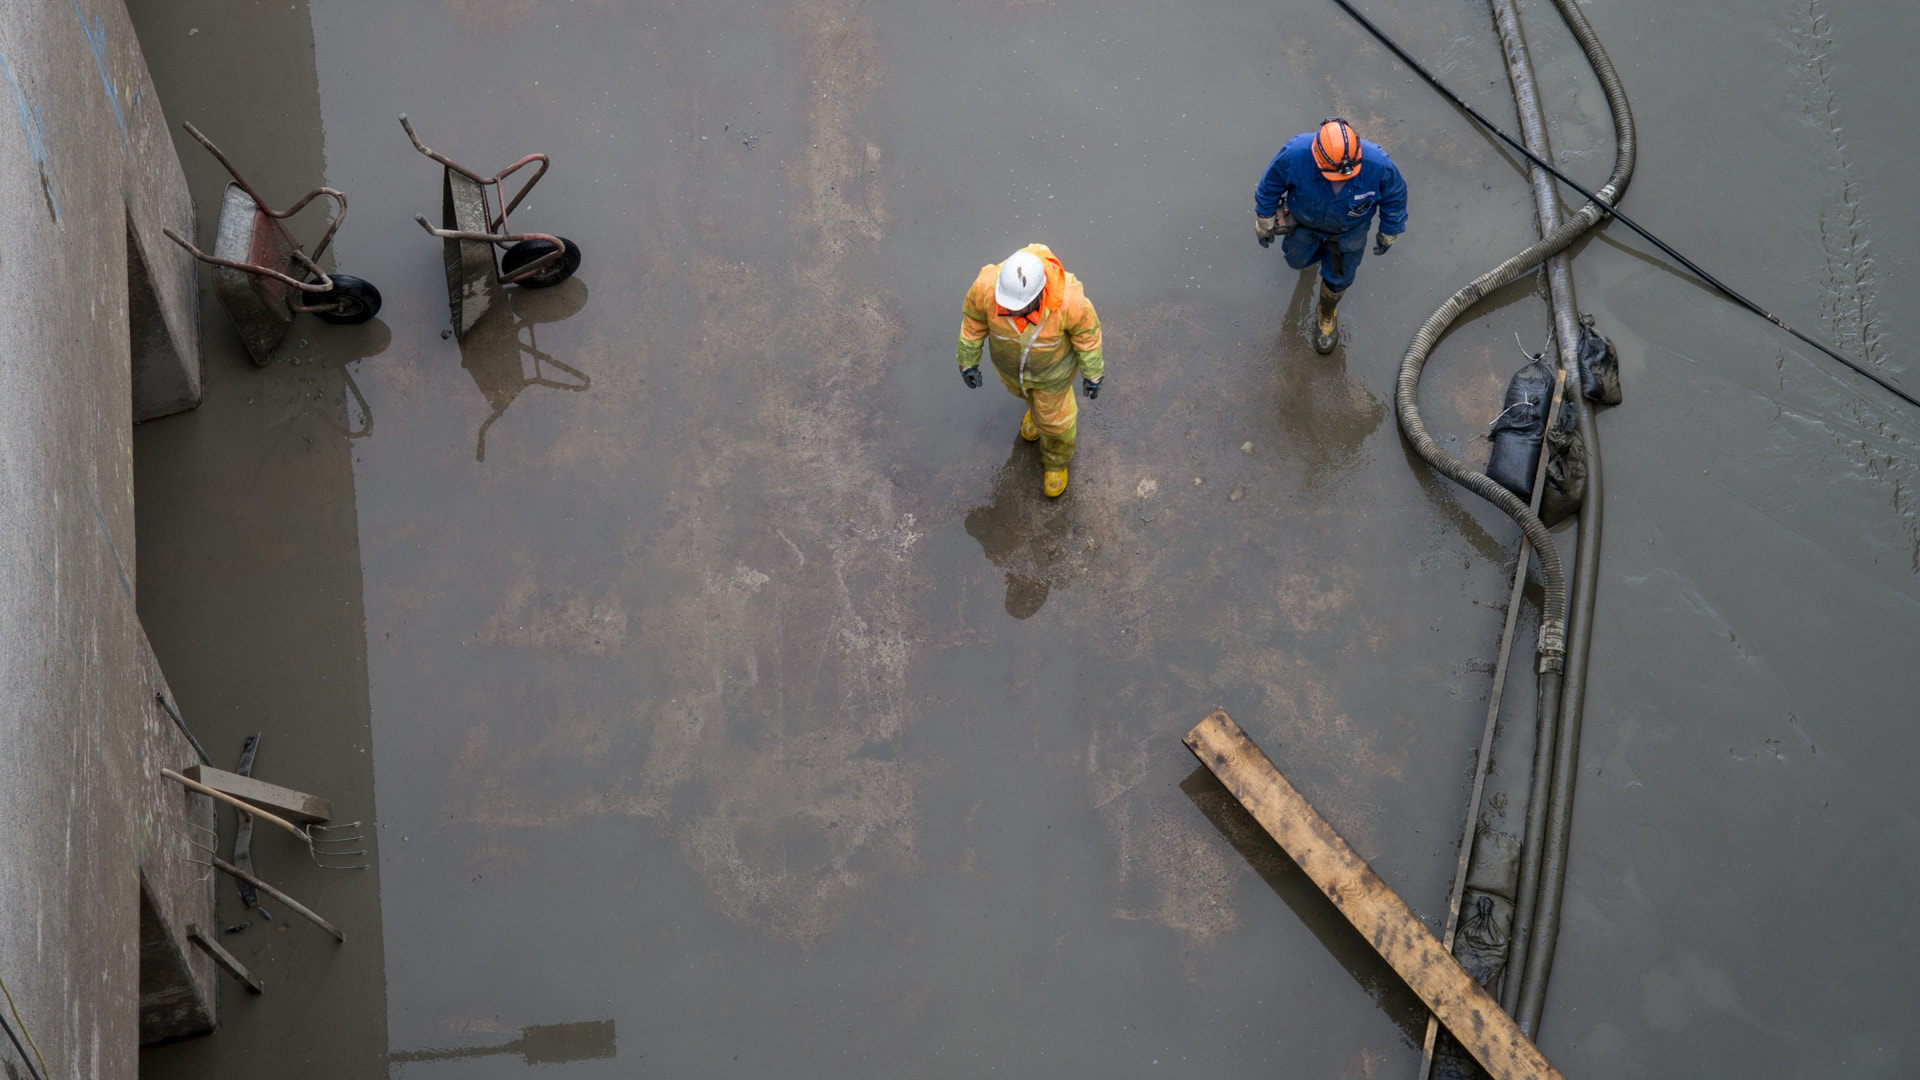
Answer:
[
  {"xmin": 457, "ymin": 277, "xmax": 591, "ymax": 461},
  {"xmin": 963, "ymin": 439, "xmax": 1084, "ymax": 620}
]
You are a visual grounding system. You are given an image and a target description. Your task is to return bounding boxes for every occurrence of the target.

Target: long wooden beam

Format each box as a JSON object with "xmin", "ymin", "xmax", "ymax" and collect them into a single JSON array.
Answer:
[
  {"xmin": 183, "ymin": 763, "xmax": 332, "ymax": 824},
  {"xmin": 1184, "ymin": 709, "xmax": 1562, "ymax": 1080}
]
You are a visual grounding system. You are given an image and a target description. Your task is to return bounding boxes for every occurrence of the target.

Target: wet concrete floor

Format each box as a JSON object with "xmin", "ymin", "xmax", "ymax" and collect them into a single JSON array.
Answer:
[{"xmin": 130, "ymin": 0, "xmax": 1918, "ymax": 1076}]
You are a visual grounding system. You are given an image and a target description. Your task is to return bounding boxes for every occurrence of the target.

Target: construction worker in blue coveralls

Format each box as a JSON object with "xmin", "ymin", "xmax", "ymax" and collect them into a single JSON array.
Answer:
[{"xmin": 1254, "ymin": 118, "xmax": 1408, "ymax": 354}]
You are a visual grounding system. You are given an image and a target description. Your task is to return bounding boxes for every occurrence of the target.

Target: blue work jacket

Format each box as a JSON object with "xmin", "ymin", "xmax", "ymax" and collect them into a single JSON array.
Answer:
[{"xmin": 1255, "ymin": 132, "xmax": 1408, "ymax": 240}]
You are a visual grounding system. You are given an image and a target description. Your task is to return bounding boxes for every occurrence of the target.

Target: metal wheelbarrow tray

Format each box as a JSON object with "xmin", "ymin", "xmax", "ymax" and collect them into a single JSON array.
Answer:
[
  {"xmin": 164, "ymin": 122, "xmax": 382, "ymax": 366},
  {"xmin": 400, "ymin": 114, "xmax": 582, "ymax": 339}
]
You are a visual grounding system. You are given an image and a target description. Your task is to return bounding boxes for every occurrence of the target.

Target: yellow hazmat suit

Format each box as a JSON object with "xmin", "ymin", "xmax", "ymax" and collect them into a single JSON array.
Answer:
[{"xmin": 956, "ymin": 244, "xmax": 1104, "ymax": 471}]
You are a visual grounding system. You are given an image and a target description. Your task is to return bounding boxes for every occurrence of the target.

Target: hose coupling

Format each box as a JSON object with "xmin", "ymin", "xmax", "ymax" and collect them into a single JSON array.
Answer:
[{"xmin": 1536, "ymin": 619, "xmax": 1567, "ymax": 674}]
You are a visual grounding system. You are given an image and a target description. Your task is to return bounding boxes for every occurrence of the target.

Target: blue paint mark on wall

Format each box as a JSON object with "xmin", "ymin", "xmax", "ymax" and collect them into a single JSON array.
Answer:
[
  {"xmin": 73, "ymin": 0, "xmax": 128, "ymax": 149},
  {"xmin": 83, "ymin": 480, "xmax": 134, "ymax": 601},
  {"xmin": 0, "ymin": 48, "xmax": 60, "ymax": 222}
]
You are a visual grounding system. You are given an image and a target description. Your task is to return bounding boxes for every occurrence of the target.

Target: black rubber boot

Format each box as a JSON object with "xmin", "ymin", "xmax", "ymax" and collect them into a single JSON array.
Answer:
[{"xmin": 1314, "ymin": 280, "xmax": 1345, "ymax": 355}]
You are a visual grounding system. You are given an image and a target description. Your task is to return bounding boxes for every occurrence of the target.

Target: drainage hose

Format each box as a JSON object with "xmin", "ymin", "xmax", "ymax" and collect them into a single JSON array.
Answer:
[
  {"xmin": 1325, "ymin": 0, "xmax": 1911, "ymax": 414},
  {"xmin": 1482, "ymin": 0, "xmax": 1628, "ymax": 1036},
  {"xmin": 1370, "ymin": 0, "xmax": 1634, "ymax": 1034}
]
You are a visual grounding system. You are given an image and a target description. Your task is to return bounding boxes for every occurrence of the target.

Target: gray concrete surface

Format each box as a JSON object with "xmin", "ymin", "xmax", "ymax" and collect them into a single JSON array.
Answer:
[
  {"xmin": 0, "ymin": 2, "xmax": 213, "ymax": 1074},
  {"xmin": 125, "ymin": 0, "xmax": 1920, "ymax": 1077}
]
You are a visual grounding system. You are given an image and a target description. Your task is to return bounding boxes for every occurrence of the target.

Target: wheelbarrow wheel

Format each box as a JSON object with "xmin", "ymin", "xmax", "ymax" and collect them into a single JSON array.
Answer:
[
  {"xmin": 312, "ymin": 275, "xmax": 383, "ymax": 324},
  {"xmin": 502, "ymin": 237, "xmax": 582, "ymax": 288}
]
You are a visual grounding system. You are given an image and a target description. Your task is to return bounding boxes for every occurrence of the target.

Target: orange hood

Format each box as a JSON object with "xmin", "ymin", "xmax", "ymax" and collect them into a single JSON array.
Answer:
[{"xmin": 1001, "ymin": 243, "xmax": 1067, "ymax": 331}]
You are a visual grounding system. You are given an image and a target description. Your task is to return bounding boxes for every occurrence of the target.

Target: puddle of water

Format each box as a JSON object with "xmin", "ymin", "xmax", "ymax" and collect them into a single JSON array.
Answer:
[{"xmin": 391, "ymin": 1019, "xmax": 616, "ymax": 1065}]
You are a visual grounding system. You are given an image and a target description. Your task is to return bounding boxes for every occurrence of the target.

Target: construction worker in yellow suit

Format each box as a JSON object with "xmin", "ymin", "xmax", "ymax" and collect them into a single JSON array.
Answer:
[{"xmin": 956, "ymin": 243, "xmax": 1105, "ymax": 497}]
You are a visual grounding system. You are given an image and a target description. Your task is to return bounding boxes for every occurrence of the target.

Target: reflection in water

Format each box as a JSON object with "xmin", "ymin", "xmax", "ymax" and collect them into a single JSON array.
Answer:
[
  {"xmin": 963, "ymin": 440, "xmax": 1090, "ymax": 619},
  {"xmin": 1180, "ymin": 768, "xmax": 1425, "ymax": 1044},
  {"xmin": 1270, "ymin": 271, "xmax": 1388, "ymax": 491},
  {"xmin": 324, "ymin": 317, "xmax": 390, "ymax": 440},
  {"xmin": 456, "ymin": 278, "xmax": 592, "ymax": 460},
  {"xmin": 390, "ymin": 1019, "xmax": 616, "ymax": 1066}
]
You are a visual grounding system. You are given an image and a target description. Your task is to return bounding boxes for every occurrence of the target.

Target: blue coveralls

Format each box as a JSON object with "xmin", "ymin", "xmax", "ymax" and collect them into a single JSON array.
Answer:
[{"xmin": 1255, "ymin": 132, "xmax": 1408, "ymax": 291}]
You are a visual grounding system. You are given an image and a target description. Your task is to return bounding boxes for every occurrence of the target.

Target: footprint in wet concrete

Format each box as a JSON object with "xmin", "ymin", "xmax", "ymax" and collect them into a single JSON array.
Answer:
[{"xmin": 964, "ymin": 440, "xmax": 1089, "ymax": 619}]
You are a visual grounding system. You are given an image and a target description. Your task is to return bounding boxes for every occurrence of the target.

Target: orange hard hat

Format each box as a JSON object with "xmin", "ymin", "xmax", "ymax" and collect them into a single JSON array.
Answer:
[{"xmin": 1313, "ymin": 118, "xmax": 1362, "ymax": 180}]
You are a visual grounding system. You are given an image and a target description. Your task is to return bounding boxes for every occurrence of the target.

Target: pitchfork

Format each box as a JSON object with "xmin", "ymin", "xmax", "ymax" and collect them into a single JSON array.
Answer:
[{"xmin": 161, "ymin": 768, "xmax": 368, "ymax": 870}]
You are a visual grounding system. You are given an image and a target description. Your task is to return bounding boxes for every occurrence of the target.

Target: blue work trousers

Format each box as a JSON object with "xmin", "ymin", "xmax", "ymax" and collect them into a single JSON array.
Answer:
[{"xmin": 1283, "ymin": 226, "xmax": 1368, "ymax": 291}]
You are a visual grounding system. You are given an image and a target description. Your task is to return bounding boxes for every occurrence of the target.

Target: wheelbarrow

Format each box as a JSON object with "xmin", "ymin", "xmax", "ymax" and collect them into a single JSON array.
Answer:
[
  {"xmin": 163, "ymin": 122, "xmax": 382, "ymax": 366},
  {"xmin": 399, "ymin": 114, "xmax": 582, "ymax": 339}
]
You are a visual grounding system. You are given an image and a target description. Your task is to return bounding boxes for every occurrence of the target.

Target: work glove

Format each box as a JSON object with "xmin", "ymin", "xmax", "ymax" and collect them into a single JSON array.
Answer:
[
  {"xmin": 1083, "ymin": 376, "xmax": 1103, "ymax": 400},
  {"xmin": 1374, "ymin": 232, "xmax": 1396, "ymax": 257},
  {"xmin": 960, "ymin": 364, "xmax": 984, "ymax": 389},
  {"xmin": 1254, "ymin": 211, "xmax": 1292, "ymax": 248}
]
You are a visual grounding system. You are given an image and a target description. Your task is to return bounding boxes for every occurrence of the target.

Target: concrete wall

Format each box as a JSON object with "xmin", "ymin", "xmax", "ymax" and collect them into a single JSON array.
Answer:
[{"xmin": 0, "ymin": 1, "xmax": 211, "ymax": 1077}]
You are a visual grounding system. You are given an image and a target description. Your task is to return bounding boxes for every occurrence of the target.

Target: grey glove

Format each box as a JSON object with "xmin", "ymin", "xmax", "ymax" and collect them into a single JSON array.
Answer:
[
  {"xmin": 960, "ymin": 365, "xmax": 983, "ymax": 389},
  {"xmin": 1255, "ymin": 211, "xmax": 1293, "ymax": 248},
  {"xmin": 1374, "ymin": 232, "xmax": 1396, "ymax": 257},
  {"xmin": 1083, "ymin": 376, "xmax": 1103, "ymax": 400}
]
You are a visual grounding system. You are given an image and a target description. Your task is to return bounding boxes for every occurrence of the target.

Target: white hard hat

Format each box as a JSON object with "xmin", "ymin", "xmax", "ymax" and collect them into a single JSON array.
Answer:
[{"xmin": 995, "ymin": 250, "xmax": 1046, "ymax": 310}]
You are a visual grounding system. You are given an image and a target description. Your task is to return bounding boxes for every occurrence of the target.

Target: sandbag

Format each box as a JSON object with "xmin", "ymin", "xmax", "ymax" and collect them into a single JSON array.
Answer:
[
  {"xmin": 1576, "ymin": 314, "xmax": 1622, "ymax": 406},
  {"xmin": 1540, "ymin": 399, "xmax": 1587, "ymax": 526},
  {"xmin": 1485, "ymin": 360, "xmax": 1552, "ymax": 498}
]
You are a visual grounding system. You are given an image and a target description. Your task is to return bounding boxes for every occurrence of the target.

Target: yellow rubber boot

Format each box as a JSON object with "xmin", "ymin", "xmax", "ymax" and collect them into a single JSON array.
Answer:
[
  {"xmin": 1020, "ymin": 409, "xmax": 1040, "ymax": 442},
  {"xmin": 1314, "ymin": 280, "xmax": 1344, "ymax": 355},
  {"xmin": 1043, "ymin": 467, "xmax": 1069, "ymax": 497}
]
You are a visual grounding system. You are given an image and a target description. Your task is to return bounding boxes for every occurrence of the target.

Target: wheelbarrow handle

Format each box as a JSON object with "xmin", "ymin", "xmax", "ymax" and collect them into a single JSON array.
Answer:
[
  {"xmin": 398, "ymin": 114, "xmax": 550, "ymax": 233},
  {"xmin": 399, "ymin": 113, "xmax": 489, "ymax": 185},
  {"xmin": 411, "ymin": 211, "xmax": 517, "ymax": 245},
  {"xmin": 181, "ymin": 120, "xmax": 266, "ymax": 205},
  {"xmin": 271, "ymin": 187, "xmax": 349, "ymax": 263},
  {"xmin": 411, "ymin": 214, "xmax": 564, "ymax": 257},
  {"xmin": 180, "ymin": 121, "xmax": 350, "ymax": 261},
  {"xmin": 161, "ymin": 227, "xmax": 336, "ymax": 293},
  {"xmin": 490, "ymin": 153, "xmax": 550, "ymax": 231}
]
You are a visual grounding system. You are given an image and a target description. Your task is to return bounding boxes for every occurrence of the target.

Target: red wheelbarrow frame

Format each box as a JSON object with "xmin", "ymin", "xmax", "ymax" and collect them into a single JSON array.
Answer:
[
  {"xmin": 400, "ymin": 114, "xmax": 574, "ymax": 338},
  {"xmin": 163, "ymin": 122, "xmax": 373, "ymax": 364}
]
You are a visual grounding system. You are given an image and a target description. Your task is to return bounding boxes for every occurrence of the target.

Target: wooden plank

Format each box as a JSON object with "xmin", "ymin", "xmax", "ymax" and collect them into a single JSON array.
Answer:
[
  {"xmin": 1184, "ymin": 709, "xmax": 1562, "ymax": 1080},
  {"xmin": 187, "ymin": 924, "xmax": 264, "ymax": 995},
  {"xmin": 182, "ymin": 763, "xmax": 331, "ymax": 824}
]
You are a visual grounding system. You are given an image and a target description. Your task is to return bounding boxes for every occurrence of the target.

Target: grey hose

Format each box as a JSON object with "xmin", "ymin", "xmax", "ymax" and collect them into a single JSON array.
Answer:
[
  {"xmin": 1487, "ymin": 1, "xmax": 1580, "ymax": 1018},
  {"xmin": 1393, "ymin": 0, "xmax": 1635, "ymax": 1027},
  {"xmin": 1509, "ymin": 0, "xmax": 1633, "ymax": 1037},
  {"xmin": 1394, "ymin": 0, "xmax": 1635, "ymax": 623}
]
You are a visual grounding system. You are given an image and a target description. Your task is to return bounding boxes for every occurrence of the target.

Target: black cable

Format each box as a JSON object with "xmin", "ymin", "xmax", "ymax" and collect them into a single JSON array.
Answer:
[
  {"xmin": 0, "ymin": 1006, "xmax": 46, "ymax": 1080},
  {"xmin": 155, "ymin": 692, "xmax": 214, "ymax": 767},
  {"xmin": 1325, "ymin": 0, "xmax": 1919, "ymax": 412}
]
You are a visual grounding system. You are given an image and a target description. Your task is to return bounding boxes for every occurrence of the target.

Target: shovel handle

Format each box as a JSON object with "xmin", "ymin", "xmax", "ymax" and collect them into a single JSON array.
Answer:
[{"xmin": 161, "ymin": 768, "xmax": 306, "ymax": 841}]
